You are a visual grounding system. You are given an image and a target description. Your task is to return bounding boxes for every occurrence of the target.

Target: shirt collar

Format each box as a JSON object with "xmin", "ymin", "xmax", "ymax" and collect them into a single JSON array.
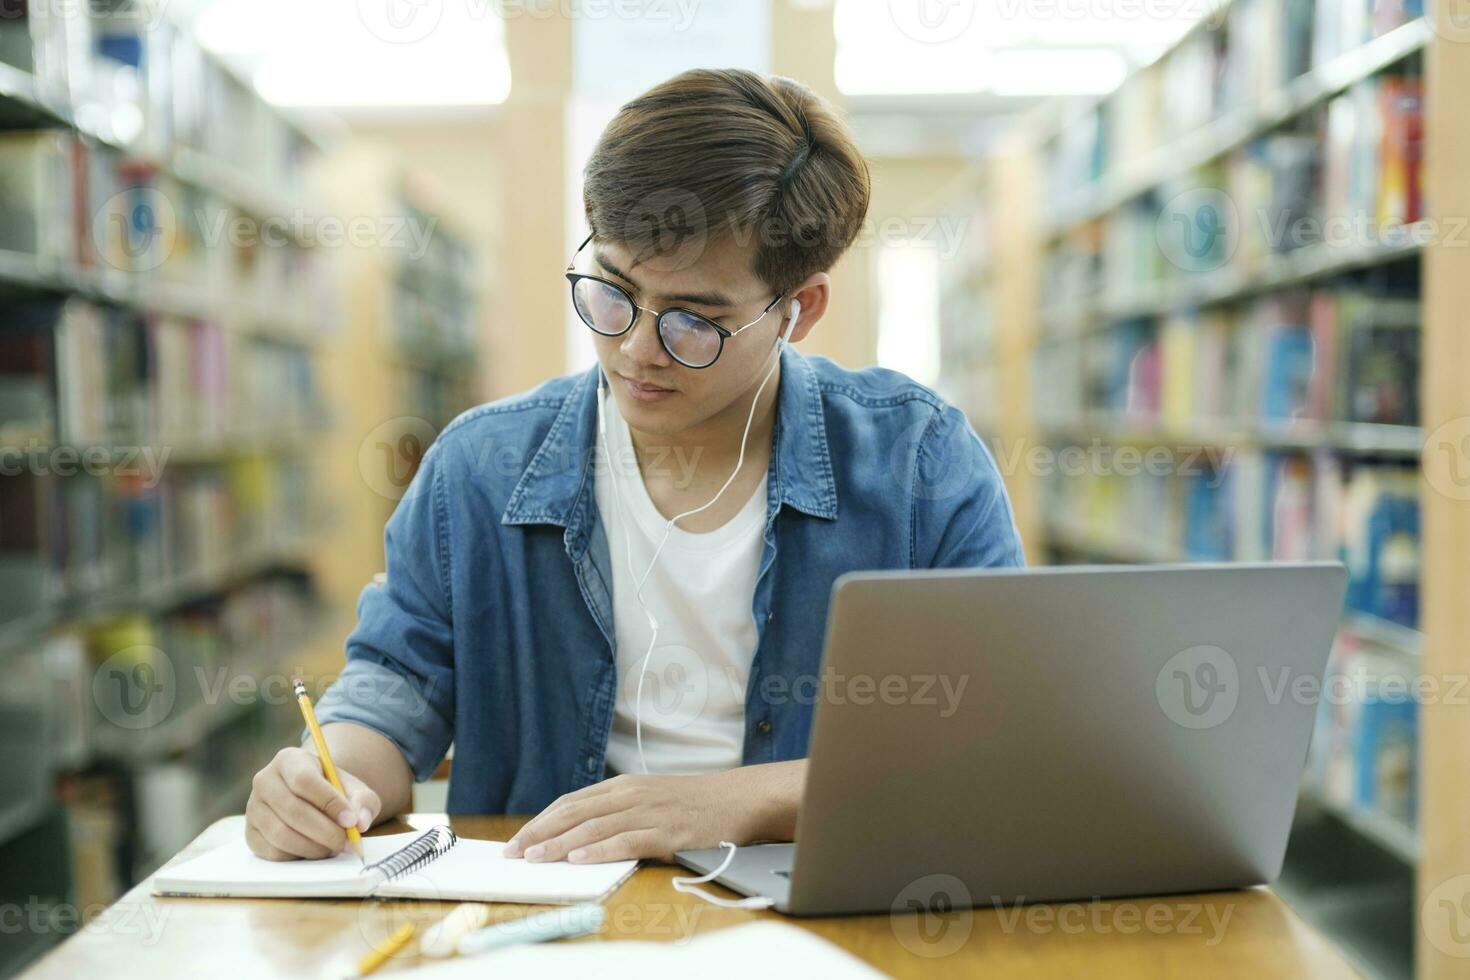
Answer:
[{"xmin": 500, "ymin": 345, "xmax": 838, "ymax": 531}]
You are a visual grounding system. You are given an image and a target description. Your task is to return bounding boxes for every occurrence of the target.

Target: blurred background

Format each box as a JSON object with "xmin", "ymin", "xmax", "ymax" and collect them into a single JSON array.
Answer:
[{"xmin": 1, "ymin": 1, "xmax": 1466, "ymax": 978}]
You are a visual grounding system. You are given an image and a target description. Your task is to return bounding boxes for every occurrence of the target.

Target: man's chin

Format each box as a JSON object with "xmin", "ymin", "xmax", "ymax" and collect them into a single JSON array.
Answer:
[{"xmin": 614, "ymin": 392, "xmax": 689, "ymax": 436}]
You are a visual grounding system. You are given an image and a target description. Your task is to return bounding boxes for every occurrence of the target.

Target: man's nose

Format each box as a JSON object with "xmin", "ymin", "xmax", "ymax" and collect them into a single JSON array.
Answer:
[{"xmin": 620, "ymin": 308, "xmax": 674, "ymax": 367}]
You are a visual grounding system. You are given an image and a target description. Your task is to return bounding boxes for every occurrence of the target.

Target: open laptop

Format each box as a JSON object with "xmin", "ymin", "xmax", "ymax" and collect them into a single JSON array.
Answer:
[{"xmin": 675, "ymin": 563, "xmax": 1347, "ymax": 915}]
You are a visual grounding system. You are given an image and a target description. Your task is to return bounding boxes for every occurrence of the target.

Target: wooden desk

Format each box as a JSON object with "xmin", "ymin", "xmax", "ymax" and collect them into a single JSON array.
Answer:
[{"xmin": 21, "ymin": 814, "xmax": 1361, "ymax": 979}]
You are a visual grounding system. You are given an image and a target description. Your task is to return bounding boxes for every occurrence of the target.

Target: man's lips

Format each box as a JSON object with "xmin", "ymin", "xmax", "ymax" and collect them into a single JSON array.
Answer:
[{"xmin": 619, "ymin": 374, "xmax": 676, "ymax": 394}]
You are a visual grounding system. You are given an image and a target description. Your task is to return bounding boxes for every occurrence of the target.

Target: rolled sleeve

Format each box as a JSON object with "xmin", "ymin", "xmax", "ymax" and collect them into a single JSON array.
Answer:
[
  {"xmin": 311, "ymin": 446, "xmax": 457, "ymax": 783},
  {"xmin": 309, "ymin": 659, "xmax": 452, "ymax": 783}
]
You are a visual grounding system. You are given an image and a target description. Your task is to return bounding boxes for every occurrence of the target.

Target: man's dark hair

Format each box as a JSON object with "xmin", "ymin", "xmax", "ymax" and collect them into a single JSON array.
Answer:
[{"xmin": 583, "ymin": 68, "xmax": 872, "ymax": 293}]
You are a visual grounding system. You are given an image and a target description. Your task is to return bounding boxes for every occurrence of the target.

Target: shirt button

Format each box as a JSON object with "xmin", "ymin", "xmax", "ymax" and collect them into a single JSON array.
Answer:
[
  {"xmin": 585, "ymin": 755, "xmax": 597, "ymax": 771},
  {"xmin": 757, "ymin": 720, "xmax": 773, "ymax": 735}
]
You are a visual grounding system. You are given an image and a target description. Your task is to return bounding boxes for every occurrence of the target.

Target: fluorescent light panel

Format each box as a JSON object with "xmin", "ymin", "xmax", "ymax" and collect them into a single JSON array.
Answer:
[
  {"xmin": 195, "ymin": 0, "xmax": 510, "ymax": 108},
  {"xmin": 834, "ymin": 0, "xmax": 1204, "ymax": 96}
]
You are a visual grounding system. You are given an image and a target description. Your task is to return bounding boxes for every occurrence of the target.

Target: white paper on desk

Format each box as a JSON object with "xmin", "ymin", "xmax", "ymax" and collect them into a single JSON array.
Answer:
[
  {"xmin": 151, "ymin": 832, "xmax": 637, "ymax": 904},
  {"xmin": 394, "ymin": 922, "xmax": 887, "ymax": 979}
]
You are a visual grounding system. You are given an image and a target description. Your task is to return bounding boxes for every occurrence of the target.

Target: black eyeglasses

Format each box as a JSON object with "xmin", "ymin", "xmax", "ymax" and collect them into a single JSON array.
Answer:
[{"xmin": 565, "ymin": 233, "xmax": 783, "ymax": 369}]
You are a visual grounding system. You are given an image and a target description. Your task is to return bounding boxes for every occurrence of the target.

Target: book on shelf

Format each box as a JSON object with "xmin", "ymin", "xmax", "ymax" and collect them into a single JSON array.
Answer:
[
  {"xmin": 1308, "ymin": 636, "xmax": 1419, "ymax": 839},
  {"xmin": 52, "ymin": 298, "xmax": 147, "ymax": 446},
  {"xmin": 91, "ymin": 6, "xmax": 183, "ymax": 156},
  {"xmin": 1372, "ymin": 0, "xmax": 1426, "ymax": 39},
  {"xmin": 1348, "ymin": 76, "xmax": 1393, "ymax": 229},
  {"xmin": 0, "ymin": 131, "xmax": 84, "ymax": 264},
  {"xmin": 52, "ymin": 299, "xmax": 108, "ymax": 446},
  {"xmin": 1157, "ymin": 309, "xmax": 1235, "ymax": 431},
  {"xmin": 1268, "ymin": 454, "xmax": 1317, "ymax": 559},
  {"xmin": 0, "ymin": 471, "xmax": 50, "ymax": 623},
  {"xmin": 1183, "ymin": 467, "xmax": 1232, "ymax": 561},
  {"xmin": 55, "ymin": 771, "xmax": 126, "ymax": 910},
  {"xmin": 1159, "ymin": 25, "xmax": 1223, "ymax": 140},
  {"xmin": 0, "ymin": 0, "xmax": 96, "ymax": 108},
  {"xmin": 1313, "ymin": 0, "xmax": 1372, "ymax": 67},
  {"xmin": 1228, "ymin": 132, "xmax": 1319, "ymax": 267},
  {"xmin": 1222, "ymin": 0, "xmax": 1315, "ymax": 113},
  {"xmin": 1342, "ymin": 301, "xmax": 1419, "ymax": 426},
  {"xmin": 1101, "ymin": 198, "xmax": 1163, "ymax": 301},
  {"xmin": 1255, "ymin": 294, "xmax": 1316, "ymax": 423},
  {"xmin": 1376, "ymin": 75, "xmax": 1424, "ymax": 227},
  {"xmin": 1045, "ymin": 107, "xmax": 1105, "ymax": 208},
  {"xmin": 1314, "ymin": 0, "xmax": 1424, "ymax": 68},
  {"xmin": 1341, "ymin": 464, "xmax": 1419, "ymax": 627},
  {"xmin": 1321, "ymin": 71, "xmax": 1423, "ymax": 232},
  {"xmin": 1105, "ymin": 67, "xmax": 1162, "ymax": 180},
  {"xmin": 1354, "ymin": 689, "xmax": 1417, "ymax": 822},
  {"xmin": 0, "ymin": 313, "xmax": 56, "ymax": 443},
  {"xmin": 42, "ymin": 632, "xmax": 93, "ymax": 771},
  {"xmin": 0, "ymin": 643, "xmax": 56, "ymax": 823},
  {"xmin": 1032, "ymin": 338, "xmax": 1085, "ymax": 429}
]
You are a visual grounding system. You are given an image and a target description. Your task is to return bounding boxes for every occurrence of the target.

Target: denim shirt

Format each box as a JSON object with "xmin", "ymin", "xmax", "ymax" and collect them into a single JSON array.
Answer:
[{"xmin": 314, "ymin": 347, "xmax": 1024, "ymax": 814}]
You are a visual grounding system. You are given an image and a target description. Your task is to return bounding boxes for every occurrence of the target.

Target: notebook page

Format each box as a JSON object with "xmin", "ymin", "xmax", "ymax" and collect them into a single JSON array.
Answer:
[
  {"xmin": 151, "ymin": 832, "xmax": 429, "ymax": 898},
  {"xmin": 377, "ymin": 838, "xmax": 638, "ymax": 904}
]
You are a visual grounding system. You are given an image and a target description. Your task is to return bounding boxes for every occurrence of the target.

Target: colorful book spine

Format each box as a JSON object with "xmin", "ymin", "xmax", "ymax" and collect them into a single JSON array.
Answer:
[
  {"xmin": 1377, "ymin": 76, "xmax": 1424, "ymax": 226},
  {"xmin": 1341, "ymin": 466, "xmax": 1420, "ymax": 627}
]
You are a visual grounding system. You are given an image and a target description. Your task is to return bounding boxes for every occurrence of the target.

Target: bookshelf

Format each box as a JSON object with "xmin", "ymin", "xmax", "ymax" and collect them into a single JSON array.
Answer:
[
  {"xmin": 309, "ymin": 143, "xmax": 484, "ymax": 621},
  {"xmin": 0, "ymin": 4, "xmax": 346, "ymax": 973},
  {"xmin": 941, "ymin": 2, "xmax": 1466, "ymax": 976}
]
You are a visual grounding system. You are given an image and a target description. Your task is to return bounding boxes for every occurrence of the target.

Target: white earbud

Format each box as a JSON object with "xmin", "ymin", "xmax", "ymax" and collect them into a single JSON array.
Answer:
[
  {"xmin": 598, "ymin": 370, "xmax": 608, "ymax": 435},
  {"xmin": 782, "ymin": 299, "xmax": 801, "ymax": 345}
]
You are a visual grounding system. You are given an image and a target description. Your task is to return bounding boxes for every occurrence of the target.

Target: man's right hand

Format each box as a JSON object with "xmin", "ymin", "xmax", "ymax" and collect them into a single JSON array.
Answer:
[{"xmin": 245, "ymin": 747, "xmax": 382, "ymax": 860}]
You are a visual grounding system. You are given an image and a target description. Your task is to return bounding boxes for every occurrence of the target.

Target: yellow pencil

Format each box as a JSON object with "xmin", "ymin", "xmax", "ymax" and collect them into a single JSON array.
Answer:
[
  {"xmin": 352, "ymin": 922, "xmax": 416, "ymax": 977},
  {"xmin": 293, "ymin": 678, "xmax": 365, "ymax": 864}
]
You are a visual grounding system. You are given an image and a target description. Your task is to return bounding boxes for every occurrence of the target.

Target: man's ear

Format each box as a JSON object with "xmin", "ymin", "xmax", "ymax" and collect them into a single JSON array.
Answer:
[{"xmin": 783, "ymin": 273, "xmax": 830, "ymax": 344}]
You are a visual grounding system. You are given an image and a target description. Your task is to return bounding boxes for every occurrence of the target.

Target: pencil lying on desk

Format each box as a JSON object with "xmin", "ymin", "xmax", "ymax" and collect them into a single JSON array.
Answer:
[
  {"xmin": 350, "ymin": 922, "xmax": 416, "ymax": 978},
  {"xmin": 293, "ymin": 678, "xmax": 365, "ymax": 864}
]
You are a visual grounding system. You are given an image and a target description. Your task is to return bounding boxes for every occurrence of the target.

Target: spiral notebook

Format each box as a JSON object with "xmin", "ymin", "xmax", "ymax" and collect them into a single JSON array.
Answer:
[{"xmin": 151, "ymin": 826, "xmax": 637, "ymax": 904}]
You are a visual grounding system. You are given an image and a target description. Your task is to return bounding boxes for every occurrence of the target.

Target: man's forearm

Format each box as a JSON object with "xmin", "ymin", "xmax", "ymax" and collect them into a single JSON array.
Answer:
[{"xmin": 310, "ymin": 722, "xmax": 415, "ymax": 822}]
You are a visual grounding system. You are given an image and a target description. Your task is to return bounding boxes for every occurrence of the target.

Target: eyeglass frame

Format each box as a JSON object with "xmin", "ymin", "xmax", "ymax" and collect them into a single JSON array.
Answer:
[{"xmin": 565, "ymin": 232, "xmax": 785, "ymax": 369}]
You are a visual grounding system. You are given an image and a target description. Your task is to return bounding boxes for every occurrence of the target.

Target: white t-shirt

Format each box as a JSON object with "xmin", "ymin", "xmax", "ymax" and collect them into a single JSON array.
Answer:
[{"xmin": 595, "ymin": 396, "xmax": 768, "ymax": 776}]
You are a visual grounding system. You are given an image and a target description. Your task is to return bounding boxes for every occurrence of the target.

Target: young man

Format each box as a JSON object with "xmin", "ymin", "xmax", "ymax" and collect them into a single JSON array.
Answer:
[{"xmin": 245, "ymin": 68, "xmax": 1023, "ymax": 865}]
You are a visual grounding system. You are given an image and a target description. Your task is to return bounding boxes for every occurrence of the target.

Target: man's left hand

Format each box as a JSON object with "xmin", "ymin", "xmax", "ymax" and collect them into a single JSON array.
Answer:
[{"xmin": 502, "ymin": 760, "xmax": 805, "ymax": 864}]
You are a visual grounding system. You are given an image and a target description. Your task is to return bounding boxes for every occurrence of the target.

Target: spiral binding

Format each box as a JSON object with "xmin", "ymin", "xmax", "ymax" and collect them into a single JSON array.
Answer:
[{"xmin": 364, "ymin": 825, "xmax": 458, "ymax": 881}]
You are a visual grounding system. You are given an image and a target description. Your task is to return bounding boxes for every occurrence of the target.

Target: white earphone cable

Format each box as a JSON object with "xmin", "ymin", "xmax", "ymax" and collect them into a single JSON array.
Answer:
[
  {"xmin": 598, "ymin": 301, "xmax": 800, "ymax": 776},
  {"xmin": 670, "ymin": 841, "xmax": 777, "ymax": 910}
]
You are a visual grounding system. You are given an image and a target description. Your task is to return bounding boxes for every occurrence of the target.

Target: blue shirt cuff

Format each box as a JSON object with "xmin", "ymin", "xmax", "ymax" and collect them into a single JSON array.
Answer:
[{"xmin": 306, "ymin": 659, "xmax": 452, "ymax": 783}]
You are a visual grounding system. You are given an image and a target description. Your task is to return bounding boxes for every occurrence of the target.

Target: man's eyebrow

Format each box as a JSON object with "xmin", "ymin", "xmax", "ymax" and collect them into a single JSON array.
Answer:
[{"xmin": 594, "ymin": 250, "xmax": 737, "ymax": 309}]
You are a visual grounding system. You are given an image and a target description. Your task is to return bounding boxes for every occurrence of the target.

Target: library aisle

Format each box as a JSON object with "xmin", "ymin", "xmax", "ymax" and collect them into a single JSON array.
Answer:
[{"xmin": 1, "ymin": 3, "xmax": 1467, "ymax": 980}]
